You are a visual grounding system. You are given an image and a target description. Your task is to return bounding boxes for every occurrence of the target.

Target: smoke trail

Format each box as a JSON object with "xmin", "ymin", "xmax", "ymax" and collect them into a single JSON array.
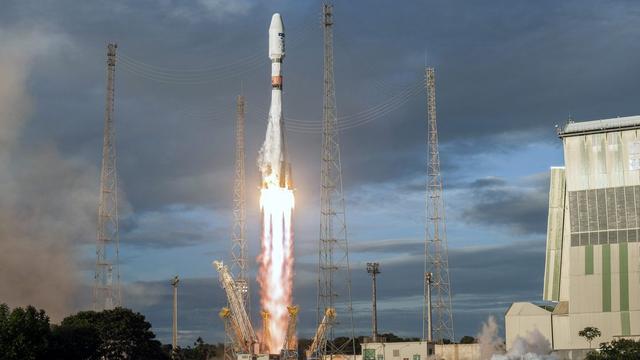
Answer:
[{"xmin": 0, "ymin": 27, "xmax": 97, "ymax": 321}]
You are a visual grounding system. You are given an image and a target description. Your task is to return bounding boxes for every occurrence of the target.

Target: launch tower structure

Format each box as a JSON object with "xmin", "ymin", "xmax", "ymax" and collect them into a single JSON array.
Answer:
[
  {"xmin": 422, "ymin": 67, "xmax": 454, "ymax": 343},
  {"xmin": 318, "ymin": 3, "xmax": 356, "ymax": 357},
  {"xmin": 226, "ymin": 94, "xmax": 249, "ymax": 360},
  {"xmin": 94, "ymin": 43, "xmax": 121, "ymax": 311}
]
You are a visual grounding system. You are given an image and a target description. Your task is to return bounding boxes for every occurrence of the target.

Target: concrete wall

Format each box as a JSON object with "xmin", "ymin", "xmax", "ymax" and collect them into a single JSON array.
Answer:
[
  {"xmin": 361, "ymin": 341, "xmax": 430, "ymax": 360},
  {"xmin": 434, "ymin": 344, "xmax": 480, "ymax": 360},
  {"xmin": 504, "ymin": 302, "xmax": 553, "ymax": 351},
  {"xmin": 361, "ymin": 342, "xmax": 479, "ymax": 360}
]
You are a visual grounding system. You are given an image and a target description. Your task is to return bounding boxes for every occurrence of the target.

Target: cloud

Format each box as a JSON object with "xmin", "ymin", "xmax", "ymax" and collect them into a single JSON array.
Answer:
[
  {"xmin": 120, "ymin": 205, "xmax": 229, "ymax": 248},
  {"xmin": 460, "ymin": 174, "xmax": 549, "ymax": 235},
  {"xmin": 163, "ymin": 0, "xmax": 256, "ymax": 23}
]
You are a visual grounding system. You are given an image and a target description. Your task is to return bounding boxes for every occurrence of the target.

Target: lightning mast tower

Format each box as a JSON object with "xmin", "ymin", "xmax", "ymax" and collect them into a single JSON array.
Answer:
[
  {"xmin": 94, "ymin": 43, "xmax": 121, "ymax": 311},
  {"xmin": 231, "ymin": 94, "xmax": 249, "ymax": 308},
  {"xmin": 318, "ymin": 3, "xmax": 356, "ymax": 357},
  {"xmin": 226, "ymin": 94, "xmax": 248, "ymax": 360},
  {"xmin": 422, "ymin": 67, "xmax": 454, "ymax": 343}
]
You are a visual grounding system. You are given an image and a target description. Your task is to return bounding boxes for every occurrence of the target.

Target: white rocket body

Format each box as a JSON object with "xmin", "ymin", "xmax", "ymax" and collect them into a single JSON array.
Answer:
[{"xmin": 259, "ymin": 13, "xmax": 292, "ymax": 189}]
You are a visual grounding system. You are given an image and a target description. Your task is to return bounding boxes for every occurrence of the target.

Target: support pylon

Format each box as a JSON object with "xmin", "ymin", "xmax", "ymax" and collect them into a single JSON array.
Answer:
[
  {"xmin": 422, "ymin": 67, "xmax": 454, "ymax": 343},
  {"xmin": 318, "ymin": 3, "xmax": 356, "ymax": 358},
  {"xmin": 94, "ymin": 43, "xmax": 121, "ymax": 311}
]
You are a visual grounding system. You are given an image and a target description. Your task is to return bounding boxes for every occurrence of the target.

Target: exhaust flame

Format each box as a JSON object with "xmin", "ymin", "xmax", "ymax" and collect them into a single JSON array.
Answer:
[{"xmin": 258, "ymin": 184, "xmax": 294, "ymax": 353}]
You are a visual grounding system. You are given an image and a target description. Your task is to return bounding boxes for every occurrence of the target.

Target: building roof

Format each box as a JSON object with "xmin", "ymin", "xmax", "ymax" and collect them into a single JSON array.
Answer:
[
  {"xmin": 505, "ymin": 302, "xmax": 552, "ymax": 317},
  {"xmin": 558, "ymin": 115, "xmax": 640, "ymax": 137},
  {"xmin": 552, "ymin": 301, "xmax": 569, "ymax": 315}
]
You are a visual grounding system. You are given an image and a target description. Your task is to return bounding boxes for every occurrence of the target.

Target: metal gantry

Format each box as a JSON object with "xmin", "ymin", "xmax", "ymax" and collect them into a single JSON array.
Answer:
[
  {"xmin": 318, "ymin": 3, "xmax": 356, "ymax": 357},
  {"xmin": 94, "ymin": 43, "xmax": 121, "ymax": 311},
  {"xmin": 226, "ymin": 94, "xmax": 248, "ymax": 360},
  {"xmin": 214, "ymin": 261, "xmax": 259, "ymax": 354},
  {"xmin": 422, "ymin": 67, "xmax": 454, "ymax": 343}
]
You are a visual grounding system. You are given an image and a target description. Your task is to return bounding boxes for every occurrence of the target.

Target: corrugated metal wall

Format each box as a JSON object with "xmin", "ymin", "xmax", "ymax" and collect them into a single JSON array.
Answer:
[
  {"xmin": 544, "ymin": 167, "xmax": 566, "ymax": 302},
  {"xmin": 560, "ymin": 128, "xmax": 640, "ymax": 347}
]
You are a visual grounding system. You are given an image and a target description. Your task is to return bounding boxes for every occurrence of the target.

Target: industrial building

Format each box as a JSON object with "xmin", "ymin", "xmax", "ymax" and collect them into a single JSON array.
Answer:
[
  {"xmin": 361, "ymin": 341, "xmax": 479, "ymax": 360},
  {"xmin": 506, "ymin": 115, "xmax": 640, "ymax": 357}
]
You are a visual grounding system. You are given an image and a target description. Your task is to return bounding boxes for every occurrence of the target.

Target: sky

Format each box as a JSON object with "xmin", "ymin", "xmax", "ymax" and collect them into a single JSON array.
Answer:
[{"xmin": 1, "ymin": 0, "xmax": 640, "ymax": 347}]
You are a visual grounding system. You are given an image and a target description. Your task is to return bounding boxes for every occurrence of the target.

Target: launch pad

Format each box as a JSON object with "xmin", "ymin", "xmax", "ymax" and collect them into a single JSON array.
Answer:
[
  {"xmin": 215, "ymin": 260, "xmax": 336, "ymax": 360},
  {"xmin": 215, "ymin": 12, "xmax": 322, "ymax": 360}
]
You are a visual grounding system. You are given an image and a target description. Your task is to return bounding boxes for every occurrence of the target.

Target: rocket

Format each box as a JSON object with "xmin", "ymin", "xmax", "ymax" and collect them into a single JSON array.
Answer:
[{"xmin": 259, "ymin": 13, "xmax": 293, "ymax": 189}]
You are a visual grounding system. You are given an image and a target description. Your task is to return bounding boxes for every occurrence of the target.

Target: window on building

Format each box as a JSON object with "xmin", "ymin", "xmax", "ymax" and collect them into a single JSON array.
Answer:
[
  {"xmin": 413, "ymin": 355, "xmax": 420, "ymax": 360},
  {"xmin": 393, "ymin": 350, "xmax": 400, "ymax": 357},
  {"xmin": 364, "ymin": 349, "xmax": 376, "ymax": 360}
]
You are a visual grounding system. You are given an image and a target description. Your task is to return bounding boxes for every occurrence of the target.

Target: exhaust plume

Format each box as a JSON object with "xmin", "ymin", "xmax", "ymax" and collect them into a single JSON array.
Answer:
[{"xmin": 0, "ymin": 27, "xmax": 97, "ymax": 321}]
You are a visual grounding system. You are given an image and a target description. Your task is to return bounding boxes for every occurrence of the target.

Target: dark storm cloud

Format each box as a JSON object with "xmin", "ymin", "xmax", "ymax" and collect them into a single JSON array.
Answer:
[
  {"xmin": 8, "ymin": 0, "xmax": 640, "ymax": 214},
  {"xmin": 119, "ymin": 206, "xmax": 229, "ymax": 248},
  {"xmin": 461, "ymin": 174, "xmax": 550, "ymax": 234}
]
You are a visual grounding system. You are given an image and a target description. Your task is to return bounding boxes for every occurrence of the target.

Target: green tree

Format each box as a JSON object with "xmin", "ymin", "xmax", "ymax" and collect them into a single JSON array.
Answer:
[
  {"xmin": 58, "ymin": 307, "xmax": 168, "ymax": 360},
  {"xmin": 177, "ymin": 337, "xmax": 219, "ymax": 360},
  {"xmin": 586, "ymin": 338, "xmax": 640, "ymax": 360},
  {"xmin": 459, "ymin": 335, "xmax": 476, "ymax": 344},
  {"xmin": 48, "ymin": 319, "xmax": 100, "ymax": 359},
  {"xmin": 579, "ymin": 326, "xmax": 601, "ymax": 349},
  {"xmin": 0, "ymin": 304, "xmax": 51, "ymax": 360}
]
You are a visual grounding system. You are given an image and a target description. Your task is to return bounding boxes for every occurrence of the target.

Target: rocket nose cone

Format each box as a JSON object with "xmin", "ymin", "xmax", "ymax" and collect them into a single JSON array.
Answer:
[{"xmin": 270, "ymin": 13, "xmax": 284, "ymax": 33}]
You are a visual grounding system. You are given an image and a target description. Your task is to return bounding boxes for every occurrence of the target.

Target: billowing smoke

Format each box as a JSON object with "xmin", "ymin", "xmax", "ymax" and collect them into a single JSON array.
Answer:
[
  {"xmin": 0, "ymin": 27, "xmax": 97, "ymax": 321},
  {"xmin": 477, "ymin": 316, "xmax": 557, "ymax": 360},
  {"xmin": 478, "ymin": 316, "xmax": 505, "ymax": 359}
]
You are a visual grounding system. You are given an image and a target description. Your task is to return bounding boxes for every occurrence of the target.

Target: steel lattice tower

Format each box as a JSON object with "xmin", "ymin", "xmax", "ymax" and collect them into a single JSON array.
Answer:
[
  {"xmin": 94, "ymin": 43, "xmax": 121, "ymax": 311},
  {"xmin": 318, "ymin": 3, "xmax": 356, "ymax": 357},
  {"xmin": 225, "ymin": 94, "xmax": 248, "ymax": 360},
  {"xmin": 422, "ymin": 67, "xmax": 454, "ymax": 343}
]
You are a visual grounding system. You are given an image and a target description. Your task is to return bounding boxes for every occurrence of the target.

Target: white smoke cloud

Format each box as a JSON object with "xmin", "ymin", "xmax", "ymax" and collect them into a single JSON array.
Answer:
[
  {"xmin": 0, "ymin": 26, "xmax": 98, "ymax": 321},
  {"xmin": 477, "ymin": 316, "xmax": 557, "ymax": 360},
  {"xmin": 478, "ymin": 316, "xmax": 505, "ymax": 359}
]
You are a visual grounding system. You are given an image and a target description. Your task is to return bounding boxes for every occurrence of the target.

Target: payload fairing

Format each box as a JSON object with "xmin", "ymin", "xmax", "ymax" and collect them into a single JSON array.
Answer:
[{"xmin": 259, "ymin": 13, "xmax": 292, "ymax": 189}]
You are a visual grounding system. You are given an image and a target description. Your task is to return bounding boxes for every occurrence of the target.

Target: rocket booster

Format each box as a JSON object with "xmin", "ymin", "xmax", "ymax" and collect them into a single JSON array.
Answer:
[{"xmin": 259, "ymin": 13, "xmax": 292, "ymax": 189}]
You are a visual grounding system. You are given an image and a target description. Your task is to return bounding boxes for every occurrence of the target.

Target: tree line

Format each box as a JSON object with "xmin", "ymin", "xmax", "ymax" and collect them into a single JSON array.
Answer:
[{"xmin": 0, "ymin": 303, "xmax": 220, "ymax": 360}]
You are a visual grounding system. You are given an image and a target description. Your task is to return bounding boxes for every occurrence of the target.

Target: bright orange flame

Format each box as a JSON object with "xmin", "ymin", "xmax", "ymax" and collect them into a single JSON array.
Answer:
[{"xmin": 258, "ymin": 185, "xmax": 294, "ymax": 354}]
